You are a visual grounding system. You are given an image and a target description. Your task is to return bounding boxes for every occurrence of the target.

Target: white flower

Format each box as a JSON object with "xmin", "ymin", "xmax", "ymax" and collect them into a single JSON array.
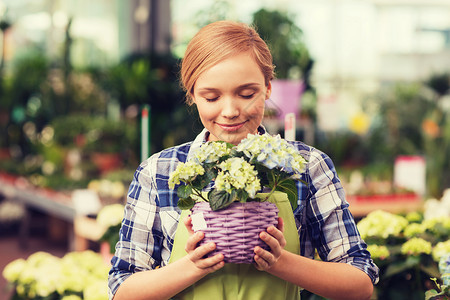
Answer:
[
  {"xmin": 215, "ymin": 157, "xmax": 261, "ymax": 198},
  {"xmin": 193, "ymin": 141, "xmax": 232, "ymax": 164},
  {"xmin": 2, "ymin": 258, "xmax": 27, "ymax": 283},
  {"xmin": 96, "ymin": 204, "xmax": 125, "ymax": 228},
  {"xmin": 432, "ymin": 240, "xmax": 450, "ymax": 262},
  {"xmin": 357, "ymin": 210, "xmax": 408, "ymax": 239},
  {"xmin": 168, "ymin": 161, "xmax": 205, "ymax": 189},
  {"xmin": 401, "ymin": 237, "xmax": 432, "ymax": 256},
  {"xmin": 237, "ymin": 133, "xmax": 306, "ymax": 175},
  {"xmin": 169, "ymin": 133, "xmax": 308, "ymax": 210}
]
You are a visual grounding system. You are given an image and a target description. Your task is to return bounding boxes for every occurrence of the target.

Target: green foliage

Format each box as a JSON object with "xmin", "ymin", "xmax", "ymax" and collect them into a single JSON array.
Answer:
[
  {"xmin": 252, "ymin": 9, "xmax": 313, "ymax": 83},
  {"xmin": 208, "ymin": 189, "xmax": 238, "ymax": 211},
  {"xmin": 354, "ymin": 78, "xmax": 450, "ymax": 197}
]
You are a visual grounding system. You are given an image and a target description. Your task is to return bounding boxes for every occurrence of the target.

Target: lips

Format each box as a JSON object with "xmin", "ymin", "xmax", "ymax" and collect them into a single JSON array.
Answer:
[{"xmin": 216, "ymin": 121, "xmax": 246, "ymax": 132}]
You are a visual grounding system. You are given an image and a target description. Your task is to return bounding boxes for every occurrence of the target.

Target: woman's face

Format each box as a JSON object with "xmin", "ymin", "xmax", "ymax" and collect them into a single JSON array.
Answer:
[{"xmin": 192, "ymin": 52, "xmax": 271, "ymax": 145}]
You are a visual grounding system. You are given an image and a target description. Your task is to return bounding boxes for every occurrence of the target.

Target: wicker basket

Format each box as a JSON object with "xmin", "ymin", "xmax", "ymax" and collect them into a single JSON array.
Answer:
[{"xmin": 190, "ymin": 201, "xmax": 279, "ymax": 264}]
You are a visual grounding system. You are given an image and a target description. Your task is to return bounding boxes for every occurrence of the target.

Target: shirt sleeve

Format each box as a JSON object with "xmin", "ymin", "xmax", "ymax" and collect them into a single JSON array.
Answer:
[
  {"xmin": 304, "ymin": 148, "xmax": 379, "ymax": 284},
  {"xmin": 108, "ymin": 156, "xmax": 164, "ymax": 298}
]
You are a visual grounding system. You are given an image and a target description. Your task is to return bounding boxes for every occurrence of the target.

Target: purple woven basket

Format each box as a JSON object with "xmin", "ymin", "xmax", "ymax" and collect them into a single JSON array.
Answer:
[{"xmin": 190, "ymin": 201, "xmax": 279, "ymax": 264}]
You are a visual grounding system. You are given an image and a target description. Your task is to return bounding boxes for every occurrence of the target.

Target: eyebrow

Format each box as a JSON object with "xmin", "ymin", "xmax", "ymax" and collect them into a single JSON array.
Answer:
[{"xmin": 197, "ymin": 83, "xmax": 262, "ymax": 93}]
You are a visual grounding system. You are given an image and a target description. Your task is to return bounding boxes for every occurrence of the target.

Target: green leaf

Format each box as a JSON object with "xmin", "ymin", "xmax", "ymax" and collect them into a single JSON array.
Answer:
[
  {"xmin": 419, "ymin": 263, "xmax": 442, "ymax": 279},
  {"xmin": 192, "ymin": 169, "xmax": 216, "ymax": 190},
  {"xmin": 383, "ymin": 256, "xmax": 420, "ymax": 278},
  {"xmin": 177, "ymin": 185, "xmax": 192, "ymax": 199},
  {"xmin": 236, "ymin": 189, "xmax": 249, "ymax": 203},
  {"xmin": 177, "ymin": 197, "xmax": 195, "ymax": 210},
  {"xmin": 276, "ymin": 179, "xmax": 298, "ymax": 210},
  {"xmin": 425, "ymin": 289, "xmax": 444, "ymax": 300},
  {"xmin": 208, "ymin": 189, "xmax": 236, "ymax": 211}
]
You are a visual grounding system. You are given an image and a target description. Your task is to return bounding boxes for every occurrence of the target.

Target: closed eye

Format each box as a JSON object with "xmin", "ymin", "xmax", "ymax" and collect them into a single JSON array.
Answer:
[
  {"xmin": 205, "ymin": 96, "xmax": 219, "ymax": 102},
  {"xmin": 240, "ymin": 93, "xmax": 255, "ymax": 99}
]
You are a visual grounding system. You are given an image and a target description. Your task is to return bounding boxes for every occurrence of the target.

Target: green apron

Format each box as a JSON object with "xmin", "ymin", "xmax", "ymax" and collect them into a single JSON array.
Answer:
[{"xmin": 168, "ymin": 192, "xmax": 301, "ymax": 300}]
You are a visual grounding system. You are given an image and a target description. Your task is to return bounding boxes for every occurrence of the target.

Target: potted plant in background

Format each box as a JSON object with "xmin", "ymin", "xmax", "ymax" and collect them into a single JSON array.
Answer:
[
  {"xmin": 169, "ymin": 133, "xmax": 307, "ymax": 263},
  {"xmin": 96, "ymin": 203, "xmax": 125, "ymax": 261}
]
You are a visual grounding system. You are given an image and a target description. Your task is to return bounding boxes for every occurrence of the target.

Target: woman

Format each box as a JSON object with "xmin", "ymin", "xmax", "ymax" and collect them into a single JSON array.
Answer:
[{"xmin": 108, "ymin": 20, "xmax": 378, "ymax": 300}]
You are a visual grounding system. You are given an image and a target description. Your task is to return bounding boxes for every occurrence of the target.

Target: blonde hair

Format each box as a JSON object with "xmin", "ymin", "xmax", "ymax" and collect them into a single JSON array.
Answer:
[{"xmin": 180, "ymin": 20, "xmax": 275, "ymax": 105}]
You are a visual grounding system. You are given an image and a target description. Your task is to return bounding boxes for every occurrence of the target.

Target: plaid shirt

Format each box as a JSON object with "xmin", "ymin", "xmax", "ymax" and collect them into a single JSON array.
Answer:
[{"xmin": 108, "ymin": 128, "xmax": 379, "ymax": 298}]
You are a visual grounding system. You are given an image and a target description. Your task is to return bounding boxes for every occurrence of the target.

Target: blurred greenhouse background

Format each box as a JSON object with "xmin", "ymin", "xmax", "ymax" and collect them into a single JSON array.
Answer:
[{"xmin": 0, "ymin": 0, "xmax": 449, "ymax": 299}]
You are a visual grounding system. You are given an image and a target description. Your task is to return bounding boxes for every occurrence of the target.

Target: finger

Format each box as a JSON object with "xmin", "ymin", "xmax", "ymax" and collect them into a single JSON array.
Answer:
[
  {"xmin": 254, "ymin": 245, "xmax": 273, "ymax": 262},
  {"xmin": 184, "ymin": 216, "xmax": 195, "ymax": 235},
  {"xmin": 196, "ymin": 252, "xmax": 225, "ymax": 270},
  {"xmin": 185, "ymin": 231, "xmax": 204, "ymax": 253},
  {"xmin": 276, "ymin": 217, "xmax": 284, "ymax": 232},
  {"xmin": 266, "ymin": 225, "xmax": 287, "ymax": 249},
  {"xmin": 259, "ymin": 231, "xmax": 284, "ymax": 257},
  {"xmin": 191, "ymin": 242, "xmax": 217, "ymax": 261},
  {"xmin": 253, "ymin": 250, "xmax": 270, "ymax": 271}
]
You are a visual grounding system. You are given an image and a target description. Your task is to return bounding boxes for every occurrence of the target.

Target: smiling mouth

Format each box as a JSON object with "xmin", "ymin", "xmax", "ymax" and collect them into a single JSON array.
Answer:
[{"xmin": 216, "ymin": 121, "xmax": 246, "ymax": 132}]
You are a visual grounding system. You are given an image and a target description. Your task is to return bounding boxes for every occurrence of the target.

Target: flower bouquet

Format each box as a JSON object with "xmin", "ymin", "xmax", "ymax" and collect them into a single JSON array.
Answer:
[{"xmin": 169, "ymin": 133, "xmax": 307, "ymax": 263}]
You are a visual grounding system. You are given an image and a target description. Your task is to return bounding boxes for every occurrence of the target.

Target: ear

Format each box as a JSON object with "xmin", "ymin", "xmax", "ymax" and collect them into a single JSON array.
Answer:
[{"xmin": 265, "ymin": 81, "xmax": 272, "ymax": 100}]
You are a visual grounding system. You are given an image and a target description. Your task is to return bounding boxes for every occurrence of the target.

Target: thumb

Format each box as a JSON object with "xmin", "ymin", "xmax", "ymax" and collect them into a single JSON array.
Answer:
[{"xmin": 184, "ymin": 216, "xmax": 195, "ymax": 235}]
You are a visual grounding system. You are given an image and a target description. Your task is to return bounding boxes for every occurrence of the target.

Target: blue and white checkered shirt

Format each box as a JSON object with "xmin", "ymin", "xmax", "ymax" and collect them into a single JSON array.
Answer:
[{"xmin": 108, "ymin": 128, "xmax": 379, "ymax": 298}]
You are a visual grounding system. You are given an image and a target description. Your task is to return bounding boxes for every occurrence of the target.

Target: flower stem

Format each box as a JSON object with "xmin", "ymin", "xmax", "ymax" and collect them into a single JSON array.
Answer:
[{"xmin": 192, "ymin": 187, "xmax": 208, "ymax": 202}]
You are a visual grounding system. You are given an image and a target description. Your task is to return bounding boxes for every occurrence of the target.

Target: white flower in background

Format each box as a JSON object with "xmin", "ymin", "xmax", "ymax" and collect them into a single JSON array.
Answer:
[
  {"xmin": 424, "ymin": 188, "xmax": 450, "ymax": 220},
  {"xmin": 88, "ymin": 179, "xmax": 126, "ymax": 198},
  {"xmin": 2, "ymin": 258, "xmax": 26, "ymax": 283},
  {"xmin": 367, "ymin": 244, "xmax": 390, "ymax": 260},
  {"xmin": 83, "ymin": 279, "xmax": 109, "ymax": 300},
  {"xmin": 357, "ymin": 210, "xmax": 408, "ymax": 239},
  {"xmin": 96, "ymin": 204, "xmax": 125, "ymax": 228},
  {"xmin": 3, "ymin": 250, "xmax": 108, "ymax": 299},
  {"xmin": 432, "ymin": 240, "xmax": 450, "ymax": 262},
  {"xmin": 401, "ymin": 237, "xmax": 432, "ymax": 256},
  {"xmin": 404, "ymin": 223, "xmax": 425, "ymax": 237}
]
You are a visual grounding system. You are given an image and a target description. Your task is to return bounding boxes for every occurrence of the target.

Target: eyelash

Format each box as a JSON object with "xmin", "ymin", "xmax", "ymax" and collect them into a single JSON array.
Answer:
[{"xmin": 205, "ymin": 94, "xmax": 255, "ymax": 102}]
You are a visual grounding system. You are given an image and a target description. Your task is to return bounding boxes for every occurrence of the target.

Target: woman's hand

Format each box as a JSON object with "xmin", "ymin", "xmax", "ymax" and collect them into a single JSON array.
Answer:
[
  {"xmin": 183, "ymin": 216, "xmax": 225, "ymax": 274},
  {"xmin": 253, "ymin": 217, "xmax": 286, "ymax": 271}
]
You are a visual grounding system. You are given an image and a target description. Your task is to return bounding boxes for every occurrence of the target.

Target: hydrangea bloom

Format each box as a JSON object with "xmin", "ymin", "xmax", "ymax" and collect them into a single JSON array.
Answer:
[
  {"xmin": 236, "ymin": 133, "xmax": 306, "ymax": 176},
  {"xmin": 432, "ymin": 240, "xmax": 450, "ymax": 262},
  {"xmin": 96, "ymin": 204, "xmax": 124, "ymax": 228},
  {"xmin": 3, "ymin": 251, "xmax": 109, "ymax": 300},
  {"xmin": 170, "ymin": 133, "xmax": 308, "ymax": 211},
  {"xmin": 357, "ymin": 210, "xmax": 408, "ymax": 239},
  {"xmin": 422, "ymin": 216, "xmax": 450, "ymax": 234},
  {"xmin": 367, "ymin": 244, "xmax": 390, "ymax": 260},
  {"xmin": 215, "ymin": 157, "xmax": 261, "ymax": 198},
  {"xmin": 401, "ymin": 237, "xmax": 432, "ymax": 256},
  {"xmin": 404, "ymin": 223, "xmax": 425, "ymax": 238},
  {"xmin": 193, "ymin": 141, "xmax": 232, "ymax": 164},
  {"xmin": 168, "ymin": 161, "xmax": 205, "ymax": 189}
]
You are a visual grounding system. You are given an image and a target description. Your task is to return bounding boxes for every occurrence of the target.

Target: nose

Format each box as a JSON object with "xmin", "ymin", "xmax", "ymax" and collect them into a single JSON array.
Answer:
[{"xmin": 221, "ymin": 97, "xmax": 240, "ymax": 119}]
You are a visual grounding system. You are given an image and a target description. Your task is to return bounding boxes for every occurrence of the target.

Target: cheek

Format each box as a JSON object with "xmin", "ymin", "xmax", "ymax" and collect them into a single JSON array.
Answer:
[
  {"xmin": 244, "ymin": 98, "xmax": 265, "ymax": 116},
  {"xmin": 197, "ymin": 103, "xmax": 218, "ymax": 120}
]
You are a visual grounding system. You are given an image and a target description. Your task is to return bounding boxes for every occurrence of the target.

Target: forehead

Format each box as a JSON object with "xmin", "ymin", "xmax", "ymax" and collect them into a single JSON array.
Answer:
[{"xmin": 194, "ymin": 52, "xmax": 264, "ymax": 90}]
